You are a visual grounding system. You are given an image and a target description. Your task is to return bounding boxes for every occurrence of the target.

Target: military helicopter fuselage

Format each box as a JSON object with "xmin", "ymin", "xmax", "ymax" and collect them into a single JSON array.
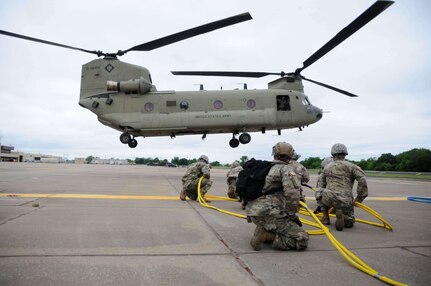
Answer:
[
  {"xmin": 1, "ymin": 1, "xmax": 394, "ymax": 148},
  {"xmin": 79, "ymin": 58, "xmax": 322, "ymax": 147}
]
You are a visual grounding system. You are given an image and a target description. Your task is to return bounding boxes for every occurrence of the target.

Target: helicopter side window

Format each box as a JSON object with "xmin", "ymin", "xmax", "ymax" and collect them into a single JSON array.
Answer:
[
  {"xmin": 276, "ymin": 95, "xmax": 290, "ymax": 111},
  {"xmin": 179, "ymin": 101, "xmax": 189, "ymax": 110}
]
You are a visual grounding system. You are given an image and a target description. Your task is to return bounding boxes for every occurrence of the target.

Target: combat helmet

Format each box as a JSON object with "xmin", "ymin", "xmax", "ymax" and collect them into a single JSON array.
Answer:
[
  {"xmin": 272, "ymin": 142, "xmax": 294, "ymax": 157},
  {"xmin": 321, "ymin": 157, "xmax": 333, "ymax": 168},
  {"xmin": 199, "ymin": 155, "xmax": 209, "ymax": 163},
  {"xmin": 231, "ymin": 160, "xmax": 241, "ymax": 167},
  {"xmin": 331, "ymin": 143, "xmax": 348, "ymax": 156}
]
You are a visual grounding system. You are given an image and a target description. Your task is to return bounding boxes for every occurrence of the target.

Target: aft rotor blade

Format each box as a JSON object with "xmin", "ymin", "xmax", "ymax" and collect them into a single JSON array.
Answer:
[
  {"xmin": 123, "ymin": 12, "xmax": 252, "ymax": 54},
  {"xmin": 171, "ymin": 71, "xmax": 282, "ymax": 78},
  {"xmin": 297, "ymin": 0, "xmax": 393, "ymax": 73},
  {"xmin": 301, "ymin": 76, "xmax": 358, "ymax": 97},
  {"xmin": 0, "ymin": 29, "xmax": 104, "ymax": 56}
]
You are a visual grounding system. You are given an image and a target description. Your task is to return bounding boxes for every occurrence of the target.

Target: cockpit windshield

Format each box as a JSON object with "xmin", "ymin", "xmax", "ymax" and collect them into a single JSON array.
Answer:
[{"xmin": 302, "ymin": 97, "xmax": 311, "ymax": 106}]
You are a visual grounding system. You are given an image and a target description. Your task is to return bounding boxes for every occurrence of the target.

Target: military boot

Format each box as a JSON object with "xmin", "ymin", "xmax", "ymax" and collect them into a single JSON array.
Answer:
[
  {"xmin": 263, "ymin": 231, "xmax": 276, "ymax": 244},
  {"xmin": 179, "ymin": 189, "xmax": 187, "ymax": 201},
  {"xmin": 250, "ymin": 225, "xmax": 272, "ymax": 251},
  {"xmin": 335, "ymin": 209, "xmax": 344, "ymax": 231},
  {"xmin": 319, "ymin": 210, "xmax": 330, "ymax": 225}
]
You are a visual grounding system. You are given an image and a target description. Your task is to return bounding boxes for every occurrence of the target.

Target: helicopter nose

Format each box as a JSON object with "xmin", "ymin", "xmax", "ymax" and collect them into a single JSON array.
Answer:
[{"xmin": 312, "ymin": 105, "xmax": 323, "ymax": 121}]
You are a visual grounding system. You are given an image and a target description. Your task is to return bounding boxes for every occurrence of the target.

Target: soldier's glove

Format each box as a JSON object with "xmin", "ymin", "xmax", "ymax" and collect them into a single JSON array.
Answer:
[
  {"xmin": 290, "ymin": 215, "xmax": 302, "ymax": 227},
  {"xmin": 313, "ymin": 206, "xmax": 322, "ymax": 214}
]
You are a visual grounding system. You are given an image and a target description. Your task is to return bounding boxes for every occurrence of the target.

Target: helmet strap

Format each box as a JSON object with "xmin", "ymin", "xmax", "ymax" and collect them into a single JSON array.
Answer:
[{"xmin": 275, "ymin": 155, "xmax": 289, "ymax": 162}]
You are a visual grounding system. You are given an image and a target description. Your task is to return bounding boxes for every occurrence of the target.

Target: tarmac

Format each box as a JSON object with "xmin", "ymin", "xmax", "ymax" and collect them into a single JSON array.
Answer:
[{"xmin": 0, "ymin": 162, "xmax": 430, "ymax": 286}]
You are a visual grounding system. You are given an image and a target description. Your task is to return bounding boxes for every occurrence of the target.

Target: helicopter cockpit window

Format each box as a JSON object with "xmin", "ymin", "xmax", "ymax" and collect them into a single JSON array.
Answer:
[
  {"xmin": 179, "ymin": 101, "xmax": 189, "ymax": 110},
  {"xmin": 276, "ymin": 95, "xmax": 290, "ymax": 111},
  {"xmin": 302, "ymin": 97, "xmax": 311, "ymax": 106}
]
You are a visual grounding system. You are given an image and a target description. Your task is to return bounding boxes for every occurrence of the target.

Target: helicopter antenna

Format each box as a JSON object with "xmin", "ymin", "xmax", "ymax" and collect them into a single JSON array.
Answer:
[
  {"xmin": 194, "ymin": 84, "xmax": 204, "ymax": 91},
  {"xmin": 238, "ymin": 83, "xmax": 248, "ymax": 90}
]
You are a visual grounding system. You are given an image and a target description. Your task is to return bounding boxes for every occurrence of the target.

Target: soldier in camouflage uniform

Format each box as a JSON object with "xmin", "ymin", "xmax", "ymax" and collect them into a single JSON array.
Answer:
[
  {"xmin": 290, "ymin": 152, "xmax": 310, "ymax": 185},
  {"xmin": 226, "ymin": 161, "xmax": 243, "ymax": 199},
  {"xmin": 313, "ymin": 157, "xmax": 334, "ymax": 214},
  {"xmin": 180, "ymin": 155, "xmax": 212, "ymax": 202},
  {"xmin": 316, "ymin": 143, "xmax": 368, "ymax": 231},
  {"xmin": 246, "ymin": 142, "xmax": 309, "ymax": 251},
  {"xmin": 290, "ymin": 152, "xmax": 310, "ymax": 202}
]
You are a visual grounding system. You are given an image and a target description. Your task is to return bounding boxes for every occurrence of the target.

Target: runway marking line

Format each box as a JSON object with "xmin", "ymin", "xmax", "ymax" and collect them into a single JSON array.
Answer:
[{"xmin": 0, "ymin": 194, "xmax": 409, "ymax": 201}]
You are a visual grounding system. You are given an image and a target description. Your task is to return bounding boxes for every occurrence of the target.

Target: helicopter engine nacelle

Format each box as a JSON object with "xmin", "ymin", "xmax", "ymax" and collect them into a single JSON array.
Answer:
[{"xmin": 107, "ymin": 77, "xmax": 153, "ymax": 95}]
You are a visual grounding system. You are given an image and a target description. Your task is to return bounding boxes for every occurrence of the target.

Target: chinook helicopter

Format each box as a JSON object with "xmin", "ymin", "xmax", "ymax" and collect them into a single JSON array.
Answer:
[{"xmin": 0, "ymin": 1, "xmax": 393, "ymax": 149}]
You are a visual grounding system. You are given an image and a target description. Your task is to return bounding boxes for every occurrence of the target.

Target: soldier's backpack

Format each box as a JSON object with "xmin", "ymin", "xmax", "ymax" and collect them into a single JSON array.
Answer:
[{"xmin": 236, "ymin": 158, "xmax": 283, "ymax": 205}]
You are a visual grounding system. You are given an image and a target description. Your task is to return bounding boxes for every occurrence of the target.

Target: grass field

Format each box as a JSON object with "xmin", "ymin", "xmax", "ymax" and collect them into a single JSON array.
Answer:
[
  {"xmin": 307, "ymin": 169, "xmax": 431, "ymax": 181},
  {"xmin": 364, "ymin": 171, "xmax": 431, "ymax": 180},
  {"xmin": 216, "ymin": 166, "xmax": 431, "ymax": 181}
]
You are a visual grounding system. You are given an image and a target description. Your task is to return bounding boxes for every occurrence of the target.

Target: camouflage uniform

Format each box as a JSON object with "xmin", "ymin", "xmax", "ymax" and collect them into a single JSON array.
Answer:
[
  {"xmin": 289, "ymin": 160, "xmax": 310, "ymax": 184},
  {"xmin": 316, "ymin": 157, "xmax": 333, "ymax": 187},
  {"xmin": 226, "ymin": 161, "xmax": 243, "ymax": 199},
  {"xmin": 246, "ymin": 160, "xmax": 309, "ymax": 250},
  {"xmin": 181, "ymin": 161, "xmax": 212, "ymax": 200},
  {"xmin": 290, "ymin": 159, "xmax": 309, "ymax": 202},
  {"xmin": 316, "ymin": 159, "xmax": 368, "ymax": 227}
]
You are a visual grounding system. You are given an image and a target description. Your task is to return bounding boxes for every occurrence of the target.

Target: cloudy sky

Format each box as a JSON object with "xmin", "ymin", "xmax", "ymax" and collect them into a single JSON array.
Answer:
[{"xmin": 1, "ymin": 0, "xmax": 430, "ymax": 163}]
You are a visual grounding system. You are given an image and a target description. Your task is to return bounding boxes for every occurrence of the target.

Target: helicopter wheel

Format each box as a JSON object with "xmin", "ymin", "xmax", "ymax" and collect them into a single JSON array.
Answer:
[
  {"xmin": 128, "ymin": 138, "xmax": 138, "ymax": 148},
  {"xmin": 120, "ymin": 132, "xmax": 131, "ymax": 144},
  {"xmin": 239, "ymin": 133, "xmax": 251, "ymax": 144},
  {"xmin": 229, "ymin": 138, "xmax": 240, "ymax": 148}
]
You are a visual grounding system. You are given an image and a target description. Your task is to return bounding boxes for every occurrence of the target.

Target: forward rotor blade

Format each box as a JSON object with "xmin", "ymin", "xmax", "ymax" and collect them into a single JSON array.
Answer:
[
  {"xmin": 301, "ymin": 76, "xmax": 358, "ymax": 97},
  {"xmin": 0, "ymin": 30, "xmax": 104, "ymax": 56},
  {"xmin": 123, "ymin": 12, "xmax": 252, "ymax": 54},
  {"xmin": 171, "ymin": 71, "xmax": 281, "ymax": 78},
  {"xmin": 297, "ymin": 0, "xmax": 393, "ymax": 73}
]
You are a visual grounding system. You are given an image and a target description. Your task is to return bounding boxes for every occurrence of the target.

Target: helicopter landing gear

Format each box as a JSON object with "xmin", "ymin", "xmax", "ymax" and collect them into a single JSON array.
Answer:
[
  {"xmin": 120, "ymin": 132, "xmax": 131, "ymax": 144},
  {"xmin": 120, "ymin": 132, "xmax": 138, "ymax": 148},
  {"xmin": 128, "ymin": 138, "xmax": 138, "ymax": 148},
  {"xmin": 229, "ymin": 138, "xmax": 240, "ymax": 148},
  {"xmin": 229, "ymin": 132, "xmax": 251, "ymax": 148},
  {"xmin": 239, "ymin": 132, "xmax": 251, "ymax": 144}
]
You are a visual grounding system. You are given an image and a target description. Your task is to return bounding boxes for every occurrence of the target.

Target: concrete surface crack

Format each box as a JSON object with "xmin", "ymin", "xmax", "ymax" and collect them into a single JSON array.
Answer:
[{"xmin": 0, "ymin": 207, "xmax": 40, "ymax": 226}]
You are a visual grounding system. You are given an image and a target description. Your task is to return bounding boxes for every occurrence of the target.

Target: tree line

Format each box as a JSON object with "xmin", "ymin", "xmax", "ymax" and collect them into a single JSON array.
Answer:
[
  {"xmin": 300, "ymin": 148, "xmax": 431, "ymax": 172},
  {"xmin": 85, "ymin": 148, "xmax": 430, "ymax": 172},
  {"xmin": 132, "ymin": 156, "xmax": 251, "ymax": 167}
]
